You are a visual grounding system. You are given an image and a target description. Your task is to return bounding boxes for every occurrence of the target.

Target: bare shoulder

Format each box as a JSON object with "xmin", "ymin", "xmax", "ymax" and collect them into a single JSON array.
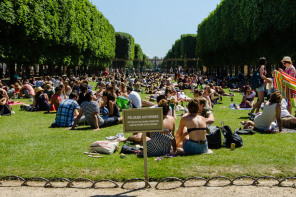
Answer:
[{"xmin": 166, "ymin": 115, "xmax": 175, "ymax": 122}]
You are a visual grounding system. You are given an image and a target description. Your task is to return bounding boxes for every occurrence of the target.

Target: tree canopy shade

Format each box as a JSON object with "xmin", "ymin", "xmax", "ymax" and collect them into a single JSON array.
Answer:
[
  {"xmin": 197, "ymin": 0, "xmax": 296, "ymax": 67},
  {"xmin": 0, "ymin": 0, "xmax": 115, "ymax": 82}
]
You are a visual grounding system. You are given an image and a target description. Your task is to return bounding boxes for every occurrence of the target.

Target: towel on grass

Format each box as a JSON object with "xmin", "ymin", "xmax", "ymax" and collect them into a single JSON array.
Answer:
[{"xmin": 229, "ymin": 103, "xmax": 252, "ymax": 110}]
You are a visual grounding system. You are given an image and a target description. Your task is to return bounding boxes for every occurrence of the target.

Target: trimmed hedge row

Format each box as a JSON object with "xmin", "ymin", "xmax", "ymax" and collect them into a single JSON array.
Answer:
[
  {"xmin": 197, "ymin": 0, "xmax": 296, "ymax": 67},
  {"xmin": 164, "ymin": 34, "xmax": 197, "ymax": 69},
  {"xmin": 0, "ymin": 0, "xmax": 115, "ymax": 80},
  {"xmin": 114, "ymin": 32, "xmax": 135, "ymax": 68}
]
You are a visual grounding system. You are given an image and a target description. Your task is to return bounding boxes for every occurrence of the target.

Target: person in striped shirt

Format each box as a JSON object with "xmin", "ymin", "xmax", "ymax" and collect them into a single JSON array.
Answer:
[{"xmin": 138, "ymin": 99, "xmax": 176, "ymax": 157}]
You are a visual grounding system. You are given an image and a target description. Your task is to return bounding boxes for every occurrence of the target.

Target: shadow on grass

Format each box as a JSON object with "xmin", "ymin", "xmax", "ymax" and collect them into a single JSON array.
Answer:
[
  {"xmin": 43, "ymin": 111, "xmax": 57, "ymax": 114},
  {"xmin": 238, "ymin": 117, "xmax": 249, "ymax": 119},
  {"xmin": 72, "ymin": 127, "xmax": 93, "ymax": 131}
]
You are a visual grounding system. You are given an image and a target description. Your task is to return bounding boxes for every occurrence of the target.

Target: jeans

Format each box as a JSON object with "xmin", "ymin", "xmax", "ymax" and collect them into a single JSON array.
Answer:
[
  {"xmin": 183, "ymin": 139, "xmax": 208, "ymax": 155},
  {"xmin": 102, "ymin": 116, "xmax": 118, "ymax": 127}
]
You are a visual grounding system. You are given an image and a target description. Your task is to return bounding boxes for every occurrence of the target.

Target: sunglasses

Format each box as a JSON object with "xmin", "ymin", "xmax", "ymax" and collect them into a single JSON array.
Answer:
[{"xmin": 283, "ymin": 61, "xmax": 291, "ymax": 64}]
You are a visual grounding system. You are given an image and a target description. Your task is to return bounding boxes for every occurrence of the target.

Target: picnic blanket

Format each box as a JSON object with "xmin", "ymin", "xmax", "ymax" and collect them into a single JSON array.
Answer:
[
  {"xmin": 7, "ymin": 100, "xmax": 26, "ymax": 106},
  {"xmin": 274, "ymin": 70, "xmax": 296, "ymax": 106}
]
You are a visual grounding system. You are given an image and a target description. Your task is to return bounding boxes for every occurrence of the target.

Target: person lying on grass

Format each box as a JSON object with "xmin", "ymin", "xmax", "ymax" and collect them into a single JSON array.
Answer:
[
  {"xmin": 137, "ymin": 99, "xmax": 176, "ymax": 157},
  {"xmin": 70, "ymin": 91, "xmax": 123, "ymax": 131},
  {"xmin": 241, "ymin": 91, "xmax": 284, "ymax": 133},
  {"xmin": 176, "ymin": 98, "xmax": 209, "ymax": 155}
]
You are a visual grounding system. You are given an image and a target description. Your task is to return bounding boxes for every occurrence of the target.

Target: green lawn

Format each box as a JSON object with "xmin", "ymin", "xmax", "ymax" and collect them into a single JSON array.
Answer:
[{"xmin": 1, "ymin": 85, "xmax": 296, "ymax": 181}]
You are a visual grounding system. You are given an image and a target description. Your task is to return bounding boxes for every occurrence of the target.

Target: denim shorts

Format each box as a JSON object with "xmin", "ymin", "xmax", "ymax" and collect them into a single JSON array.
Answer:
[
  {"xmin": 183, "ymin": 139, "xmax": 208, "ymax": 155},
  {"xmin": 256, "ymin": 85, "xmax": 265, "ymax": 92}
]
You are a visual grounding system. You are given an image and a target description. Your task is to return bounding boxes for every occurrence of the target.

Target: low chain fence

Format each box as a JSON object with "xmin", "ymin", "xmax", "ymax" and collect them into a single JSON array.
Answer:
[{"xmin": 0, "ymin": 175, "xmax": 296, "ymax": 190}]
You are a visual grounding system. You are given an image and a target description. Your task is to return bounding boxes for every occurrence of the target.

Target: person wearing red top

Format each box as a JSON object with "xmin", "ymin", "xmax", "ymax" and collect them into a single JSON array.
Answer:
[
  {"xmin": 50, "ymin": 86, "xmax": 63, "ymax": 111},
  {"xmin": 20, "ymin": 81, "xmax": 35, "ymax": 98}
]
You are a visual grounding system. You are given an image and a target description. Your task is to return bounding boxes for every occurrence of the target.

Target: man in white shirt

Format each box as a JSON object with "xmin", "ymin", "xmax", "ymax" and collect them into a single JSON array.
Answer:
[{"xmin": 127, "ymin": 86, "xmax": 142, "ymax": 108}]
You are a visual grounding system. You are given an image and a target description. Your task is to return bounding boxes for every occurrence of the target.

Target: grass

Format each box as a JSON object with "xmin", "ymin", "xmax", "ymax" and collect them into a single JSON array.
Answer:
[{"xmin": 1, "ymin": 83, "xmax": 296, "ymax": 180}]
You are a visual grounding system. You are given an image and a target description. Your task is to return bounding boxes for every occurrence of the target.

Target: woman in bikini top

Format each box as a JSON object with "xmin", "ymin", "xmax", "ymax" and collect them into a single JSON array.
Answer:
[{"xmin": 176, "ymin": 98, "xmax": 207, "ymax": 147}]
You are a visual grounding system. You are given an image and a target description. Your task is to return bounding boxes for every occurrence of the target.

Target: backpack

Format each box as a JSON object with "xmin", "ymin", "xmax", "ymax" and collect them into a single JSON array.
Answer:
[
  {"xmin": 250, "ymin": 69, "xmax": 263, "ymax": 89},
  {"xmin": 120, "ymin": 145, "xmax": 140, "ymax": 154},
  {"xmin": 206, "ymin": 126, "xmax": 222, "ymax": 149},
  {"xmin": 222, "ymin": 125, "xmax": 243, "ymax": 148}
]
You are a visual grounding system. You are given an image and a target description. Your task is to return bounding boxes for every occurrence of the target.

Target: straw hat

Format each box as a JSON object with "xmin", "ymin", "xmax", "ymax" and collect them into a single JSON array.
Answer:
[
  {"xmin": 281, "ymin": 56, "xmax": 292, "ymax": 63},
  {"xmin": 35, "ymin": 87, "xmax": 44, "ymax": 93}
]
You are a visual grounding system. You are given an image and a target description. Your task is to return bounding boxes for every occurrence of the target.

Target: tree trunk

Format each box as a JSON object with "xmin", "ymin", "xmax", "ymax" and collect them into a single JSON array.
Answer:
[
  {"xmin": 24, "ymin": 64, "xmax": 30, "ymax": 79},
  {"xmin": 247, "ymin": 65, "xmax": 250, "ymax": 76},
  {"xmin": 57, "ymin": 65, "xmax": 61, "ymax": 76},
  {"xmin": 8, "ymin": 62, "xmax": 16, "ymax": 85},
  {"xmin": 39, "ymin": 65, "xmax": 44, "ymax": 76},
  {"xmin": 63, "ymin": 66, "xmax": 67, "ymax": 76},
  {"xmin": 235, "ymin": 65, "xmax": 239, "ymax": 76},
  {"xmin": 48, "ymin": 64, "xmax": 56, "ymax": 76},
  {"xmin": 241, "ymin": 65, "xmax": 244, "ymax": 75},
  {"xmin": 17, "ymin": 63, "xmax": 22, "ymax": 75}
]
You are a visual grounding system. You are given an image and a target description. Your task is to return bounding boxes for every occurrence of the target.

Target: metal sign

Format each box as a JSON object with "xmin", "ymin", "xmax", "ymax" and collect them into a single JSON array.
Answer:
[{"xmin": 122, "ymin": 108, "xmax": 163, "ymax": 133}]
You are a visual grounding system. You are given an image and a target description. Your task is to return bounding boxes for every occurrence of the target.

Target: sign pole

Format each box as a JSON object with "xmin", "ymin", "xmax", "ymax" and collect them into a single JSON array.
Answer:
[
  {"xmin": 142, "ymin": 132, "xmax": 149, "ymax": 186},
  {"xmin": 122, "ymin": 108, "xmax": 163, "ymax": 187}
]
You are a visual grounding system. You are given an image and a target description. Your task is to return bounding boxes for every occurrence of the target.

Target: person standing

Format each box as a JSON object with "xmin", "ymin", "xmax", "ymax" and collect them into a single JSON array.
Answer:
[
  {"xmin": 249, "ymin": 57, "xmax": 272, "ymax": 114},
  {"xmin": 280, "ymin": 56, "xmax": 296, "ymax": 78},
  {"xmin": 279, "ymin": 56, "xmax": 295, "ymax": 113}
]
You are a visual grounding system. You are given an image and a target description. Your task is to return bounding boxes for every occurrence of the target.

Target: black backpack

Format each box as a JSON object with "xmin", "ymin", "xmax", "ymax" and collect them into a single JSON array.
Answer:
[
  {"xmin": 206, "ymin": 126, "xmax": 222, "ymax": 149},
  {"xmin": 250, "ymin": 69, "xmax": 263, "ymax": 89},
  {"xmin": 120, "ymin": 145, "xmax": 140, "ymax": 154},
  {"xmin": 222, "ymin": 125, "xmax": 243, "ymax": 148}
]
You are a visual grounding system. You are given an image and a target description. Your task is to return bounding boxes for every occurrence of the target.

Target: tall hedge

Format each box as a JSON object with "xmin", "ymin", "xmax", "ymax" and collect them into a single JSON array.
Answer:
[
  {"xmin": 134, "ymin": 43, "xmax": 143, "ymax": 70},
  {"xmin": 164, "ymin": 34, "xmax": 198, "ymax": 69},
  {"xmin": 172, "ymin": 39, "xmax": 181, "ymax": 58},
  {"xmin": 0, "ymin": 0, "xmax": 115, "ymax": 82},
  {"xmin": 197, "ymin": 0, "xmax": 296, "ymax": 67},
  {"xmin": 115, "ymin": 32, "xmax": 135, "ymax": 68},
  {"xmin": 180, "ymin": 34, "xmax": 196, "ymax": 58}
]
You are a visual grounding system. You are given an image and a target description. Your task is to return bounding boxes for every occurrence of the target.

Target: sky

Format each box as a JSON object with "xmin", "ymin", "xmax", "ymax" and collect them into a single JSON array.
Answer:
[{"xmin": 93, "ymin": 0, "xmax": 221, "ymax": 58}]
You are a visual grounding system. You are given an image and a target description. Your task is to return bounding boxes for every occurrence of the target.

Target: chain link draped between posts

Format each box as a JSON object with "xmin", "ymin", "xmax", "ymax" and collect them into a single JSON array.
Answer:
[{"xmin": 0, "ymin": 175, "xmax": 295, "ymax": 190}]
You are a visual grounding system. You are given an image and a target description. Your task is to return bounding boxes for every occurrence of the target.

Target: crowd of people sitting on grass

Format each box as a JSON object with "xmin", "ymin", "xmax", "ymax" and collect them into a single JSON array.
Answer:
[{"xmin": 0, "ymin": 56, "xmax": 294, "ymax": 156}]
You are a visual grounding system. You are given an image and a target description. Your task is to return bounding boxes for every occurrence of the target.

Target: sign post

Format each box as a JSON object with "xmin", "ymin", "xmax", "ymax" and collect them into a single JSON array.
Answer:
[{"xmin": 122, "ymin": 108, "xmax": 163, "ymax": 184}]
